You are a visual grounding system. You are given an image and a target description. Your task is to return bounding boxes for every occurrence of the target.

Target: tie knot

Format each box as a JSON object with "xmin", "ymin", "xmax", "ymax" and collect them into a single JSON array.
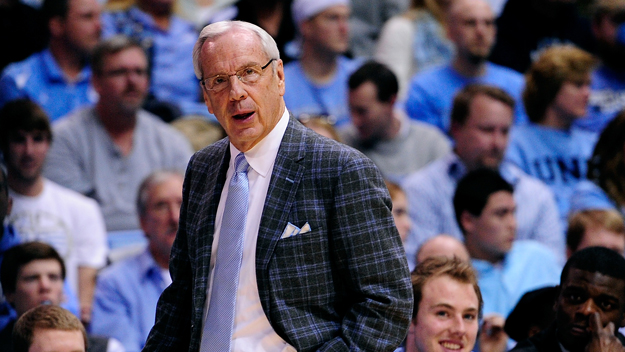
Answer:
[{"xmin": 234, "ymin": 153, "xmax": 249, "ymax": 174}]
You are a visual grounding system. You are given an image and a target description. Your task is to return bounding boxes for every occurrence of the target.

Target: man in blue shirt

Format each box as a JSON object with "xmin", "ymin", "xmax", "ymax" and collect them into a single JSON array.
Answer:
[
  {"xmin": 283, "ymin": 0, "xmax": 362, "ymax": 126},
  {"xmin": 90, "ymin": 170, "xmax": 183, "ymax": 352},
  {"xmin": 404, "ymin": 0, "xmax": 527, "ymax": 134},
  {"xmin": 576, "ymin": 0, "xmax": 625, "ymax": 133},
  {"xmin": 402, "ymin": 84, "xmax": 563, "ymax": 270},
  {"xmin": 0, "ymin": 0, "xmax": 101, "ymax": 121},
  {"xmin": 453, "ymin": 168, "xmax": 561, "ymax": 319}
]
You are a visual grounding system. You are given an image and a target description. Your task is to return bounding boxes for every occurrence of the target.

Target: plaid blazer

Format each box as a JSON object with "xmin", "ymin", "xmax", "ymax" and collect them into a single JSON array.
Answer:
[{"xmin": 143, "ymin": 116, "xmax": 413, "ymax": 352}]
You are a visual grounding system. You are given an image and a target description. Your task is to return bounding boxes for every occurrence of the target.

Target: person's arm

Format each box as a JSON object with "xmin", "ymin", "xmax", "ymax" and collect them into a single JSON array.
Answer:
[
  {"xmin": 375, "ymin": 17, "xmax": 413, "ymax": 98},
  {"xmin": 320, "ymin": 155, "xmax": 413, "ymax": 350},
  {"xmin": 74, "ymin": 198, "xmax": 108, "ymax": 324},
  {"xmin": 78, "ymin": 266, "xmax": 98, "ymax": 324}
]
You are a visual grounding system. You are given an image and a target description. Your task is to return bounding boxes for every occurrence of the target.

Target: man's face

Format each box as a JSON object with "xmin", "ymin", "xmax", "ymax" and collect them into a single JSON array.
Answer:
[
  {"xmin": 59, "ymin": 0, "xmax": 102, "ymax": 56},
  {"xmin": 555, "ymin": 268, "xmax": 625, "ymax": 352},
  {"xmin": 301, "ymin": 5, "xmax": 351, "ymax": 55},
  {"xmin": 6, "ymin": 130, "xmax": 50, "ymax": 184},
  {"xmin": 349, "ymin": 81, "xmax": 395, "ymax": 142},
  {"xmin": 577, "ymin": 228, "xmax": 625, "ymax": 256},
  {"xmin": 93, "ymin": 47, "xmax": 149, "ymax": 114},
  {"xmin": 412, "ymin": 275, "xmax": 480, "ymax": 352},
  {"xmin": 447, "ymin": 0, "xmax": 496, "ymax": 63},
  {"xmin": 29, "ymin": 329, "xmax": 85, "ymax": 352},
  {"xmin": 550, "ymin": 78, "xmax": 592, "ymax": 121},
  {"xmin": 451, "ymin": 94, "xmax": 512, "ymax": 171},
  {"xmin": 463, "ymin": 191, "xmax": 516, "ymax": 263},
  {"xmin": 200, "ymin": 28, "xmax": 286, "ymax": 152},
  {"xmin": 140, "ymin": 175, "xmax": 184, "ymax": 264},
  {"xmin": 391, "ymin": 190, "xmax": 412, "ymax": 243},
  {"xmin": 6, "ymin": 259, "xmax": 64, "ymax": 317}
]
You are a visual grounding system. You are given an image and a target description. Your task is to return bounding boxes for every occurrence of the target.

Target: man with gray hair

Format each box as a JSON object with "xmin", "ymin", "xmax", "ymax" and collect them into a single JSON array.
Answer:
[
  {"xmin": 43, "ymin": 35, "xmax": 193, "ymax": 232},
  {"xmin": 143, "ymin": 20, "xmax": 412, "ymax": 352},
  {"xmin": 90, "ymin": 170, "xmax": 184, "ymax": 351}
]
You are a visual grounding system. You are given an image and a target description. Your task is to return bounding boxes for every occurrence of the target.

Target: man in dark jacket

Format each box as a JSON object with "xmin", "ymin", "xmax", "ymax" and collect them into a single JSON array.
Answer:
[{"xmin": 511, "ymin": 247, "xmax": 625, "ymax": 352}]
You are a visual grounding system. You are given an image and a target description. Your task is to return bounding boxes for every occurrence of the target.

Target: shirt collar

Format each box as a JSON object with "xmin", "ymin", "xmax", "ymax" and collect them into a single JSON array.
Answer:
[
  {"xmin": 228, "ymin": 108, "xmax": 289, "ymax": 178},
  {"xmin": 41, "ymin": 48, "xmax": 91, "ymax": 84}
]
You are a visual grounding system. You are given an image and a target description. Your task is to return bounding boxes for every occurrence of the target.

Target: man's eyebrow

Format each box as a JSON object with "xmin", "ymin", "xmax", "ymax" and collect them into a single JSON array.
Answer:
[{"xmin": 208, "ymin": 61, "xmax": 263, "ymax": 76}]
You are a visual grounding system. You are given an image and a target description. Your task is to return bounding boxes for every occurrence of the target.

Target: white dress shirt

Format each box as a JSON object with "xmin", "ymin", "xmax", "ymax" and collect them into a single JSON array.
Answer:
[{"xmin": 203, "ymin": 109, "xmax": 296, "ymax": 352}]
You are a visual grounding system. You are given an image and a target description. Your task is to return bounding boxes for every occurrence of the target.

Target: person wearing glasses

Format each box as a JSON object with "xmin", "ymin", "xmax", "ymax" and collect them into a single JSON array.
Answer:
[
  {"xmin": 43, "ymin": 35, "xmax": 193, "ymax": 232},
  {"xmin": 142, "ymin": 20, "xmax": 413, "ymax": 352}
]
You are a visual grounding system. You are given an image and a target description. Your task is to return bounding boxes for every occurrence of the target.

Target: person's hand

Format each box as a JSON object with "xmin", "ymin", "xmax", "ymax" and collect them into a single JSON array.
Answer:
[
  {"xmin": 586, "ymin": 312, "xmax": 625, "ymax": 352},
  {"xmin": 479, "ymin": 314, "xmax": 508, "ymax": 352}
]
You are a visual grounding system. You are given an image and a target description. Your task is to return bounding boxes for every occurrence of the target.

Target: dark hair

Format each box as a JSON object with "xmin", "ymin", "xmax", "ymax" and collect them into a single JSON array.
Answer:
[
  {"xmin": 0, "ymin": 99, "xmax": 52, "ymax": 155},
  {"xmin": 0, "ymin": 242, "xmax": 66, "ymax": 295},
  {"xmin": 561, "ymin": 246, "xmax": 625, "ymax": 286},
  {"xmin": 587, "ymin": 110, "xmax": 625, "ymax": 206},
  {"xmin": 13, "ymin": 305, "xmax": 87, "ymax": 352},
  {"xmin": 0, "ymin": 166, "xmax": 7, "ymax": 197},
  {"xmin": 411, "ymin": 256, "xmax": 483, "ymax": 320},
  {"xmin": 523, "ymin": 45, "xmax": 595, "ymax": 123},
  {"xmin": 40, "ymin": 0, "xmax": 70, "ymax": 23},
  {"xmin": 453, "ymin": 168, "xmax": 514, "ymax": 234},
  {"xmin": 450, "ymin": 84, "xmax": 515, "ymax": 126},
  {"xmin": 348, "ymin": 61, "xmax": 399, "ymax": 103},
  {"xmin": 91, "ymin": 35, "xmax": 146, "ymax": 75}
]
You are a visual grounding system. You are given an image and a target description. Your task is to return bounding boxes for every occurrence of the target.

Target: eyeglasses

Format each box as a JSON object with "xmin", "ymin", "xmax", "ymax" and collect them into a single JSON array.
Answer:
[{"xmin": 201, "ymin": 59, "xmax": 275, "ymax": 93}]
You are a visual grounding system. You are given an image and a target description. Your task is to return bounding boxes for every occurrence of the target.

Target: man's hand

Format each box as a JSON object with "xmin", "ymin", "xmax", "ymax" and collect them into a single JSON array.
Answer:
[
  {"xmin": 479, "ymin": 314, "xmax": 508, "ymax": 352},
  {"xmin": 586, "ymin": 312, "xmax": 625, "ymax": 352}
]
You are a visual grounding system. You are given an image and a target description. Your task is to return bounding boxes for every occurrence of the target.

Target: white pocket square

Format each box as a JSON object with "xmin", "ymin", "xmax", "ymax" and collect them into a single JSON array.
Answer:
[{"xmin": 281, "ymin": 222, "xmax": 311, "ymax": 239}]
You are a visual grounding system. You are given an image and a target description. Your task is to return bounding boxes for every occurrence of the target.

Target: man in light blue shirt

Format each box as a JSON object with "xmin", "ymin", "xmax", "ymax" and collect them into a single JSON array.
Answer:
[
  {"xmin": 453, "ymin": 168, "xmax": 561, "ymax": 319},
  {"xmin": 402, "ymin": 84, "xmax": 563, "ymax": 270},
  {"xmin": 404, "ymin": 0, "xmax": 527, "ymax": 134},
  {"xmin": 284, "ymin": 0, "xmax": 362, "ymax": 126},
  {"xmin": 90, "ymin": 171, "xmax": 184, "ymax": 352},
  {"xmin": 0, "ymin": 0, "xmax": 101, "ymax": 121}
]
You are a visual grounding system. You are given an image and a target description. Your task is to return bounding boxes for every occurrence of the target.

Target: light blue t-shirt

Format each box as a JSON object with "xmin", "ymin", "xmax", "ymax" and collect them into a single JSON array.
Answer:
[
  {"xmin": 505, "ymin": 123, "xmax": 598, "ymax": 220},
  {"xmin": 472, "ymin": 240, "xmax": 561, "ymax": 318},
  {"xmin": 570, "ymin": 180, "xmax": 623, "ymax": 215},
  {"xmin": 283, "ymin": 56, "xmax": 362, "ymax": 126},
  {"xmin": 0, "ymin": 49, "xmax": 97, "ymax": 121},
  {"xmin": 404, "ymin": 62, "xmax": 528, "ymax": 134}
]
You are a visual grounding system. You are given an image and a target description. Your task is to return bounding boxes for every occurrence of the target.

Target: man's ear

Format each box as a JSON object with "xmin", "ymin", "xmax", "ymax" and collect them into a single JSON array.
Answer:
[
  {"xmin": 460, "ymin": 210, "xmax": 476, "ymax": 236},
  {"xmin": 553, "ymin": 285, "xmax": 561, "ymax": 312},
  {"xmin": 48, "ymin": 17, "xmax": 64, "ymax": 38}
]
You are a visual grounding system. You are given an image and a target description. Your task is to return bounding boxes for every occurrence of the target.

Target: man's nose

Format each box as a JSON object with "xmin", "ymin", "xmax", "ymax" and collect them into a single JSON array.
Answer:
[
  {"xmin": 449, "ymin": 314, "xmax": 467, "ymax": 335},
  {"xmin": 228, "ymin": 75, "xmax": 248, "ymax": 101},
  {"xmin": 579, "ymin": 299, "xmax": 599, "ymax": 316}
]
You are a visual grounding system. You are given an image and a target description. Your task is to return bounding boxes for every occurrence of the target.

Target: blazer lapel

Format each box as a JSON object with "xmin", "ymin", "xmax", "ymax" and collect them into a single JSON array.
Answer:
[{"xmin": 255, "ymin": 116, "xmax": 307, "ymax": 312}]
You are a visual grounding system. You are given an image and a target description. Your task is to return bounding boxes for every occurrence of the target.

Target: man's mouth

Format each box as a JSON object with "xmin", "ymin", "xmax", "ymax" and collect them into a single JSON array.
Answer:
[
  {"xmin": 569, "ymin": 324, "xmax": 589, "ymax": 336},
  {"xmin": 440, "ymin": 341, "xmax": 463, "ymax": 350},
  {"xmin": 233, "ymin": 112, "xmax": 254, "ymax": 120}
]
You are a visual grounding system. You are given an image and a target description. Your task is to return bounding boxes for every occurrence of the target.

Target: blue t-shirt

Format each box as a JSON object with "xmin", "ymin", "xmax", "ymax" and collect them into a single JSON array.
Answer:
[
  {"xmin": 283, "ymin": 56, "xmax": 362, "ymax": 126},
  {"xmin": 0, "ymin": 49, "xmax": 97, "ymax": 121},
  {"xmin": 505, "ymin": 123, "xmax": 598, "ymax": 220},
  {"xmin": 404, "ymin": 62, "xmax": 528, "ymax": 134},
  {"xmin": 472, "ymin": 240, "xmax": 561, "ymax": 319}
]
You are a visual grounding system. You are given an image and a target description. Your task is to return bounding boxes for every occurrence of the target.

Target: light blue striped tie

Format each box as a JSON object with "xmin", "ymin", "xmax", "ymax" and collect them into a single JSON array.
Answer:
[{"xmin": 200, "ymin": 153, "xmax": 249, "ymax": 352}]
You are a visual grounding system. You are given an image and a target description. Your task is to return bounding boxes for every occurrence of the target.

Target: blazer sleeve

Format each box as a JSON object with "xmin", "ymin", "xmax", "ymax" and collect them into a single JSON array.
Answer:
[{"xmin": 319, "ymin": 153, "xmax": 414, "ymax": 351}]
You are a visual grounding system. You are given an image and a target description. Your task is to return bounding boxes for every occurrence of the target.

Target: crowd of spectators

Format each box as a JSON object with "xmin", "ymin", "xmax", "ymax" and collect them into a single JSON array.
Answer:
[{"xmin": 2, "ymin": 0, "xmax": 625, "ymax": 350}]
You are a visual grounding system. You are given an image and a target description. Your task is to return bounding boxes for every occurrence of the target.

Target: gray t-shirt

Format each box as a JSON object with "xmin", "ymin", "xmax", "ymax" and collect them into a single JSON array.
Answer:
[{"xmin": 44, "ymin": 107, "xmax": 194, "ymax": 231}]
